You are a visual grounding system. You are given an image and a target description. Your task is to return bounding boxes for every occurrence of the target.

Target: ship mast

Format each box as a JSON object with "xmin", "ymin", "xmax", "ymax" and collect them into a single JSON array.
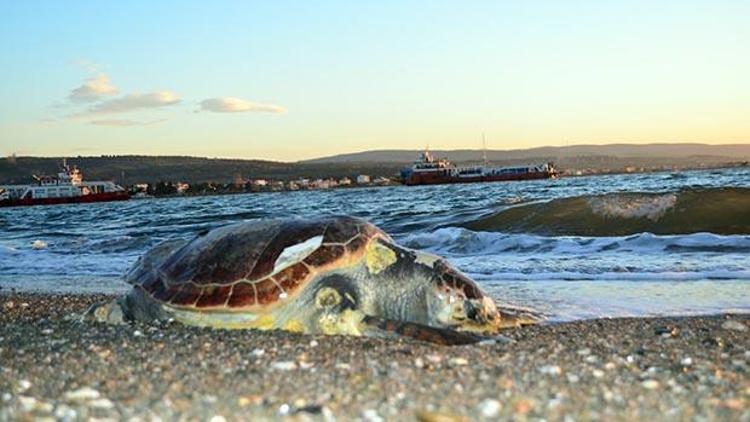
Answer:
[{"xmin": 482, "ymin": 133, "xmax": 488, "ymax": 166}]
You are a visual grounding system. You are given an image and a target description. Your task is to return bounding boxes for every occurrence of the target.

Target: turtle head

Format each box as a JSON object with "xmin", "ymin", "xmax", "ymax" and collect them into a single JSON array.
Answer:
[
  {"xmin": 416, "ymin": 252, "xmax": 543, "ymax": 333},
  {"xmin": 420, "ymin": 254, "xmax": 504, "ymax": 334},
  {"xmin": 364, "ymin": 237, "xmax": 536, "ymax": 334}
]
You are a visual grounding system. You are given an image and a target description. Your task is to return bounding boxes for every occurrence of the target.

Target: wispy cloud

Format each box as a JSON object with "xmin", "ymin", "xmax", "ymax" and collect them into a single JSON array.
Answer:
[
  {"xmin": 68, "ymin": 74, "xmax": 118, "ymax": 103},
  {"xmin": 73, "ymin": 59, "xmax": 101, "ymax": 73},
  {"xmin": 81, "ymin": 91, "xmax": 181, "ymax": 115},
  {"xmin": 90, "ymin": 118, "xmax": 167, "ymax": 127},
  {"xmin": 198, "ymin": 97, "xmax": 286, "ymax": 113}
]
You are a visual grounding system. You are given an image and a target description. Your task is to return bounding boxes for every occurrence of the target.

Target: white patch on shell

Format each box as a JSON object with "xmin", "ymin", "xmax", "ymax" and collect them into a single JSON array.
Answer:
[
  {"xmin": 271, "ymin": 235, "xmax": 324, "ymax": 275},
  {"xmin": 414, "ymin": 250, "xmax": 440, "ymax": 267}
]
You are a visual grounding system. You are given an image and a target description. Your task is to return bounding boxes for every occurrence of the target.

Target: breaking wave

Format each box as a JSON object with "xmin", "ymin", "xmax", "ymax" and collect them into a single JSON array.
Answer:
[
  {"xmin": 400, "ymin": 227, "xmax": 750, "ymax": 282},
  {"xmin": 462, "ymin": 187, "xmax": 750, "ymax": 236},
  {"xmin": 402, "ymin": 228, "xmax": 750, "ymax": 256}
]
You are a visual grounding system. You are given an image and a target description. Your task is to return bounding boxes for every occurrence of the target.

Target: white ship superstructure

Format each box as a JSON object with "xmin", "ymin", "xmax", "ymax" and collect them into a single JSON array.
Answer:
[{"xmin": 0, "ymin": 160, "xmax": 128, "ymax": 207}]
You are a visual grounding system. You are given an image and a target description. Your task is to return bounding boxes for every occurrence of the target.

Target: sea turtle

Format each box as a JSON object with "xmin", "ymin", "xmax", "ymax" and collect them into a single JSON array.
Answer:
[{"xmin": 87, "ymin": 216, "xmax": 539, "ymax": 344}]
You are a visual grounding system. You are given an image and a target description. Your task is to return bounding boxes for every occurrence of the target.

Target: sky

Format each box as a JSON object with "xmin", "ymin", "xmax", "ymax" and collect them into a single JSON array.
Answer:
[{"xmin": 1, "ymin": 1, "xmax": 748, "ymax": 161}]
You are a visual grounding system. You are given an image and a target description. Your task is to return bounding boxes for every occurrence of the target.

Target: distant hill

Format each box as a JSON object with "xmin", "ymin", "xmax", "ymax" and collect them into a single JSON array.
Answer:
[
  {"xmin": 302, "ymin": 143, "xmax": 750, "ymax": 164},
  {"xmin": 0, "ymin": 156, "xmax": 402, "ymax": 185}
]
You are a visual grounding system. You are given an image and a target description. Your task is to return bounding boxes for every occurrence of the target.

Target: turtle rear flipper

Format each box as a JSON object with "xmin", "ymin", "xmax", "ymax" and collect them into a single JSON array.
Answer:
[{"xmin": 361, "ymin": 315, "xmax": 493, "ymax": 346}]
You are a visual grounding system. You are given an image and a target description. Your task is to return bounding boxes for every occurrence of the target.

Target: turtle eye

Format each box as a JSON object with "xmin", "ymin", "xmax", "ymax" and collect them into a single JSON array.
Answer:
[
  {"xmin": 315, "ymin": 274, "xmax": 359, "ymax": 311},
  {"xmin": 465, "ymin": 302, "xmax": 479, "ymax": 321},
  {"xmin": 315, "ymin": 287, "xmax": 342, "ymax": 309}
]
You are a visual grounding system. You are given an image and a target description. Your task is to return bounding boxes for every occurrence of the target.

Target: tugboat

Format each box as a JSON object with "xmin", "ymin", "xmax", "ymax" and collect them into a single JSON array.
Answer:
[
  {"xmin": 0, "ymin": 160, "xmax": 129, "ymax": 207},
  {"xmin": 400, "ymin": 150, "xmax": 557, "ymax": 186}
]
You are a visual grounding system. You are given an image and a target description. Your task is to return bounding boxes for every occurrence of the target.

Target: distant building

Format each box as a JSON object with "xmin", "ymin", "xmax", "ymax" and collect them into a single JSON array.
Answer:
[
  {"xmin": 373, "ymin": 176, "xmax": 391, "ymax": 185},
  {"xmin": 311, "ymin": 178, "xmax": 339, "ymax": 189},
  {"xmin": 296, "ymin": 178, "xmax": 310, "ymax": 188},
  {"xmin": 311, "ymin": 179, "xmax": 330, "ymax": 189},
  {"xmin": 134, "ymin": 183, "xmax": 149, "ymax": 192},
  {"xmin": 338, "ymin": 177, "xmax": 352, "ymax": 186},
  {"xmin": 175, "ymin": 182, "xmax": 190, "ymax": 194},
  {"xmin": 356, "ymin": 175, "xmax": 371, "ymax": 184}
]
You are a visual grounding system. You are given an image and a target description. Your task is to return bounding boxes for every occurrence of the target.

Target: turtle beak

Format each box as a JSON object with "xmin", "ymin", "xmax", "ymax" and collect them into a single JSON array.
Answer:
[
  {"xmin": 457, "ymin": 296, "xmax": 503, "ymax": 334},
  {"xmin": 456, "ymin": 296, "xmax": 542, "ymax": 333}
]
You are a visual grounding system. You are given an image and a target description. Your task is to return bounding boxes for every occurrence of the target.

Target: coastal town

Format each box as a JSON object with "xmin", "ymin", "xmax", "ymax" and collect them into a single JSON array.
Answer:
[{"xmin": 132, "ymin": 173, "xmax": 398, "ymax": 197}]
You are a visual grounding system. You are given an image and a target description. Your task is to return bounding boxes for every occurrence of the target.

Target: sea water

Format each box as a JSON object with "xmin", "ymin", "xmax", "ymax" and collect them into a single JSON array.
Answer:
[{"xmin": 1, "ymin": 167, "xmax": 748, "ymax": 321}]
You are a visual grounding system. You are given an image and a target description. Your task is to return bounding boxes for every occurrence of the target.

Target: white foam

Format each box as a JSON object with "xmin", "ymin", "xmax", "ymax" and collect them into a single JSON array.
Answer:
[
  {"xmin": 399, "ymin": 227, "xmax": 750, "ymax": 283},
  {"xmin": 31, "ymin": 240, "xmax": 48, "ymax": 250},
  {"xmin": 401, "ymin": 228, "xmax": 750, "ymax": 256},
  {"xmin": 0, "ymin": 245, "xmax": 19, "ymax": 255},
  {"xmin": 587, "ymin": 193, "xmax": 677, "ymax": 221}
]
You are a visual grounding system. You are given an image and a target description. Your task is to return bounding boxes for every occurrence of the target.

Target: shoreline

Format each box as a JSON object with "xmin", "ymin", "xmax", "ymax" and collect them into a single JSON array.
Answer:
[
  {"xmin": 1, "ymin": 293, "xmax": 748, "ymax": 420},
  {"xmin": 120, "ymin": 164, "xmax": 750, "ymax": 201}
]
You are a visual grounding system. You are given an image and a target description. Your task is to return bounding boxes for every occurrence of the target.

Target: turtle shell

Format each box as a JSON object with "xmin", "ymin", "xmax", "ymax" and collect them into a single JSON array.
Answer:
[{"xmin": 127, "ymin": 216, "xmax": 389, "ymax": 310}]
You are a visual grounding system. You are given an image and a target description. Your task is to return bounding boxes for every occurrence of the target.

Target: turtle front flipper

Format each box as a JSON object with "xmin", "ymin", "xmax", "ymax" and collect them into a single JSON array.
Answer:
[
  {"xmin": 360, "ymin": 315, "xmax": 492, "ymax": 346},
  {"xmin": 82, "ymin": 298, "xmax": 127, "ymax": 325}
]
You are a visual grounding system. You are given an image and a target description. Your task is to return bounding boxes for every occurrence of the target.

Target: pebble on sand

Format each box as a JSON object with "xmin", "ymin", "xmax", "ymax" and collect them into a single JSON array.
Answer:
[
  {"xmin": 362, "ymin": 409, "xmax": 384, "ymax": 422},
  {"xmin": 641, "ymin": 380, "xmax": 660, "ymax": 390},
  {"xmin": 63, "ymin": 387, "xmax": 101, "ymax": 402},
  {"xmin": 448, "ymin": 357, "xmax": 469, "ymax": 366},
  {"xmin": 89, "ymin": 398, "xmax": 115, "ymax": 409},
  {"xmin": 17, "ymin": 379, "xmax": 31, "ymax": 393},
  {"xmin": 538, "ymin": 365, "xmax": 562, "ymax": 376},
  {"xmin": 721, "ymin": 320, "xmax": 747, "ymax": 332},
  {"xmin": 270, "ymin": 361, "xmax": 297, "ymax": 371},
  {"xmin": 478, "ymin": 398, "xmax": 502, "ymax": 417},
  {"xmin": 415, "ymin": 409, "xmax": 469, "ymax": 422}
]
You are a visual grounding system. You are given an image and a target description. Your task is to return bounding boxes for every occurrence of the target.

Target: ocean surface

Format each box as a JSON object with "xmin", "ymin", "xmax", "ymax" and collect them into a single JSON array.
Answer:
[{"xmin": 1, "ymin": 168, "xmax": 749, "ymax": 321}]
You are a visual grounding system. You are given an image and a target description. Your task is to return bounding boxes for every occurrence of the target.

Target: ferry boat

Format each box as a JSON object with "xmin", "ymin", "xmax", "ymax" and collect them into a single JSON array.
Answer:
[
  {"xmin": 401, "ymin": 150, "xmax": 557, "ymax": 186},
  {"xmin": 0, "ymin": 160, "xmax": 129, "ymax": 207}
]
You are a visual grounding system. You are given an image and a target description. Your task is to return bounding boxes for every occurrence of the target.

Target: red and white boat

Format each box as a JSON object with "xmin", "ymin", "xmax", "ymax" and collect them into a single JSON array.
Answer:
[
  {"xmin": 401, "ymin": 150, "xmax": 557, "ymax": 186},
  {"xmin": 0, "ymin": 160, "xmax": 129, "ymax": 207}
]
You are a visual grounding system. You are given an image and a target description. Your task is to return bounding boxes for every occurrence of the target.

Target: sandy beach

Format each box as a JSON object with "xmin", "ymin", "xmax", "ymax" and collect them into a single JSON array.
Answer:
[{"xmin": 0, "ymin": 292, "xmax": 747, "ymax": 421}]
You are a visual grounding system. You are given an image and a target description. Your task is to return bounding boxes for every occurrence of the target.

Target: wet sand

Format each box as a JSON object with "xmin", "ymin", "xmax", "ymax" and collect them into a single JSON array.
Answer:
[{"xmin": 1, "ymin": 293, "xmax": 748, "ymax": 421}]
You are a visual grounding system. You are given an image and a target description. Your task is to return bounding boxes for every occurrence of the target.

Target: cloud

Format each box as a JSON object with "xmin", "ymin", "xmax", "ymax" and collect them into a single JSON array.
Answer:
[
  {"xmin": 84, "ymin": 91, "xmax": 181, "ymax": 115},
  {"xmin": 199, "ymin": 97, "xmax": 286, "ymax": 113},
  {"xmin": 69, "ymin": 74, "xmax": 118, "ymax": 103},
  {"xmin": 90, "ymin": 118, "xmax": 167, "ymax": 127}
]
